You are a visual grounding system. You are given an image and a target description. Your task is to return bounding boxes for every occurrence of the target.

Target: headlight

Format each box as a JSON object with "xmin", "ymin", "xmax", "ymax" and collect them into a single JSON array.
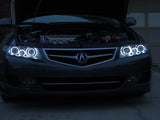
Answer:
[
  {"xmin": 8, "ymin": 46, "xmax": 41, "ymax": 59},
  {"xmin": 120, "ymin": 44, "xmax": 147, "ymax": 58}
]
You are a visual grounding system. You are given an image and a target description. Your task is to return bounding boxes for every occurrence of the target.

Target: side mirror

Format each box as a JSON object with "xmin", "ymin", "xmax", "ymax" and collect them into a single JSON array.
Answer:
[
  {"xmin": 126, "ymin": 17, "xmax": 137, "ymax": 26},
  {"xmin": 0, "ymin": 18, "xmax": 12, "ymax": 28}
]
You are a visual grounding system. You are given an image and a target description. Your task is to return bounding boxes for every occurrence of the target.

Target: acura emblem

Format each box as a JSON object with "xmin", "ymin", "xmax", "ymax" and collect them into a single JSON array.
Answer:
[{"xmin": 76, "ymin": 52, "xmax": 88, "ymax": 64}]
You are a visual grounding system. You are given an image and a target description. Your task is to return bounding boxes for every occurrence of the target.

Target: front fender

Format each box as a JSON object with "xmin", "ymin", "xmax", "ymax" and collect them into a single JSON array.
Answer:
[{"xmin": 0, "ymin": 45, "xmax": 6, "ymax": 81}]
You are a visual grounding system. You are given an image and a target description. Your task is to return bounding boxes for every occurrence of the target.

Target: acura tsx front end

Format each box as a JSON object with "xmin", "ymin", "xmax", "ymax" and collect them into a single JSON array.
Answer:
[{"xmin": 0, "ymin": 0, "xmax": 151, "ymax": 101}]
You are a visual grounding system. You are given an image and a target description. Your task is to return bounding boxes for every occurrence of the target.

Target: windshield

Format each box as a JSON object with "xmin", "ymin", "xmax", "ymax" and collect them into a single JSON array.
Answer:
[{"xmin": 23, "ymin": 15, "xmax": 120, "ymax": 25}]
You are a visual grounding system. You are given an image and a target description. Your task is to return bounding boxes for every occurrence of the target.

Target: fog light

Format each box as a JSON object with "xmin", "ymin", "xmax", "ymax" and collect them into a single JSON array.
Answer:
[
  {"xmin": 127, "ymin": 76, "xmax": 138, "ymax": 84},
  {"xmin": 21, "ymin": 78, "xmax": 37, "ymax": 88}
]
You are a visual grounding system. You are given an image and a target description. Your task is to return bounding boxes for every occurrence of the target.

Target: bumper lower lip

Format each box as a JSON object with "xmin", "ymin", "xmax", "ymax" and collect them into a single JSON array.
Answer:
[{"xmin": 2, "ymin": 82, "xmax": 150, "ymax": 97}]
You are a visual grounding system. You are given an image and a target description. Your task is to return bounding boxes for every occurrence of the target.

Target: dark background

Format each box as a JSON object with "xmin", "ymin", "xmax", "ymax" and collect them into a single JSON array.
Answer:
[{"xmin": 0, "ymin": 0, "xmax": 10, "ymax": 41}]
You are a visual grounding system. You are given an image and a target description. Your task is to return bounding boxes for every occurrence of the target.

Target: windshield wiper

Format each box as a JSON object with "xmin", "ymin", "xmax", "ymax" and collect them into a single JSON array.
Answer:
[{"xmin": 19, "ymin": 22, "xmax": 50, "ymax": 28}]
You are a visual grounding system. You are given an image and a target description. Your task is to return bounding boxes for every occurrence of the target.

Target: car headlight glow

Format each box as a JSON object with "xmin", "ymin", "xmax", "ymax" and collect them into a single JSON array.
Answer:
[
  {"xmin": 8, "ymin": 46, "xmax": 41, "ymax": 59},
  {"xmin": 120, "ymin": 44, "xmax": 147, "ymax": 58}
]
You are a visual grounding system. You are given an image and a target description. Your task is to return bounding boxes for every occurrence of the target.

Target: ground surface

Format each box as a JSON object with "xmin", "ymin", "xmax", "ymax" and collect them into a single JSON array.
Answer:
[{"xmin": 0, "ymin": 70, "xmax": 160, "ymax": 120}]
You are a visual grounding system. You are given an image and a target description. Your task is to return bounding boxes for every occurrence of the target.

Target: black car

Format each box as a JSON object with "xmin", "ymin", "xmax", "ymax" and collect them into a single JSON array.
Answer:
[{"xmin": 0, "ymin": 0, "xmax": 151, "ymax": 101}]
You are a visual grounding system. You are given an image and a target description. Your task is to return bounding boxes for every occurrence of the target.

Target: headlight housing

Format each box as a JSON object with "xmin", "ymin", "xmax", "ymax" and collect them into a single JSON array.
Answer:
[
  {"xmin": 120, "ymin": 44, "xmax": 148, "ymax": 58},
  {"xmin": 8, "ymin": 46, "xmax": 41, "ymax": 59}
]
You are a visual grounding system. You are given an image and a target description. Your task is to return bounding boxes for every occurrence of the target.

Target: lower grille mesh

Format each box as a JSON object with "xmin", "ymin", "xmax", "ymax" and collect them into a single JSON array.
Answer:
[{"xmin": 38, "ymin": 77, "xmax": 125, "ymax": 91}]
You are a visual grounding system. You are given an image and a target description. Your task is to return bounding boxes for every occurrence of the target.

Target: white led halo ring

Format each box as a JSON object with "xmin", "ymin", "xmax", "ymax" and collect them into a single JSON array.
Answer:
[
  {"xmin": 10, "ymin": 46, "xmax": 19, "ymax": 55},
  {"xmin": 137, "ymin": 45, "xmax": 145, "ymax": 53},
  {"xmin": 26, "ymin": 47, "xmax": 37, "ymax": 57},
  {"xmin": 121, "ymin": 46, "xmax": 132, "ymax": 56}
]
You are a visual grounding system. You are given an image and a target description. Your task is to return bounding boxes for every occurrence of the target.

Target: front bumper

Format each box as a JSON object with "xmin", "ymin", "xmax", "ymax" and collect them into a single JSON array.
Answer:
[{"xmin": 0, "ymin": 53, "xmax": 151, "ymax": 96}]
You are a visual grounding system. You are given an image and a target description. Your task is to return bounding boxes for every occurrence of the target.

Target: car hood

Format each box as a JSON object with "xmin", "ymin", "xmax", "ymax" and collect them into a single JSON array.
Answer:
[{"xmin": 11, "ymin": 0, "xmax": 129, "ymax": 25}]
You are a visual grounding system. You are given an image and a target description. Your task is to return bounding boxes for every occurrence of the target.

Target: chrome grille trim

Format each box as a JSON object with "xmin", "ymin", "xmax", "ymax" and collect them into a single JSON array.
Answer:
[
  {"xmin": 48, "ymin": 54, "xmax": 76, "ymax": 59},
  {"xmin": 43, "ymin": 47, "xmax": 118, "ymax": 68},
  {"xmin": 43, "ymin": 47, "xmax": 117, "ymax": 51},
  {"xmin": 47, "ymin": 53, "xmax": 114, "ymax": 59}
]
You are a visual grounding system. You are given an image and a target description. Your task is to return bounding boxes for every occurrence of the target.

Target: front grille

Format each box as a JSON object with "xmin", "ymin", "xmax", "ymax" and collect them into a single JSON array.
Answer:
[
  {"xmin": 38, "ymin": 77, "xmax": 125, "ymax": 91},
  {"xmin": 43, "ymin": 48, "xmax": 117, "ymax": 67}
]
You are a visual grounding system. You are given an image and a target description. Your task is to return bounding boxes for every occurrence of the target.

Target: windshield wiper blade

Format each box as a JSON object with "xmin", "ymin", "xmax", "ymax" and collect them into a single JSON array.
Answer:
[
  {"xmin": 19, "ymin": 22, "xmax": 50, "ymax": 28},
  {"xmin": 21, "ymin": 22, "xmax": 49, "ymax": 25}
]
